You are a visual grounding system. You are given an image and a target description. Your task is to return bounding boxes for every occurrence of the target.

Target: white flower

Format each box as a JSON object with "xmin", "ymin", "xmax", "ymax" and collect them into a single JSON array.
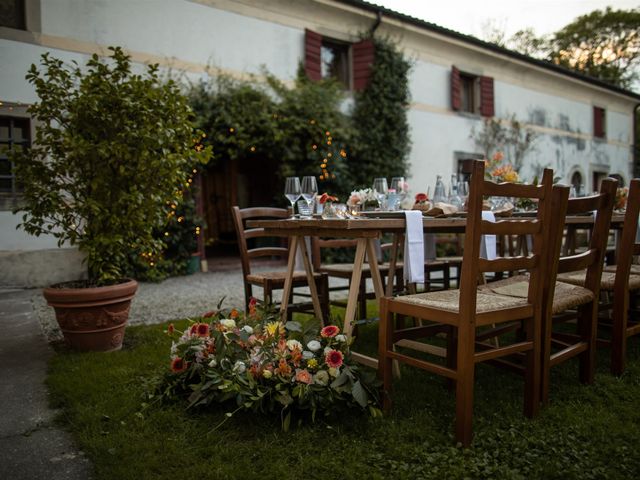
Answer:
[
  {"xmin": 314, "ymin": 370, "xmax": 330, "ymax": 386},
  {"xmin": 286, "ymin": 339, "xmax": 303, "ymax": 351},
  {"xmin": 307, "ymin": 340, "xmax": 322, "ymax": 352},
  {"xmin": 219, "ymin": 319, "xmax": 236, "ymax": 329},
  {"xmin": 324, "ymin": 346, "xmax": 332, "ymax": 355},
  {"xmin": 208, "ymin": 358, "xmax": 217, "ymax": 368},
  {"xmin": 302, "ymin": 350, "xmax": 315, "ymax": 360},
  {"xmin": 241, "ymin": 325, "xmax": 253, "ymax": 335},
  {"xmin": 232, "ymin": 360, "xmax": 246, "ymax": 374},
  {"xmin": 170, "ymin": 341, "xmax": 178, "ymax": 355},
  {"xmin": 329, "ymin": 367, "xmax": 340, "ymax": 378},
  {"xmin": 263, "ymin": 369, "xmax": 273, "ymax": 379},
  {"xmin": 335, "ymin": 334, "xmax": 347, "ymax": 343}
]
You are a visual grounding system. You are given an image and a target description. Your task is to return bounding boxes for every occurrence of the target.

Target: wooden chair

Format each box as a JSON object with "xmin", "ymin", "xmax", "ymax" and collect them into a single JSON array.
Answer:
[
  {"xmin": 541, "ymin": 178, "xmax": 617, "ymax": 403},
  {"xmin": 310, "ymin": 237, "xmax": 390, "ymax": 320},
  {"xmin": 559, "ymin": 179, "xmax": 640, "ymax": 375},
  {"xmin": 379, "ymin": 160, "xmax": 563, "ymax": 446},
  {"xmin": 231, "ymin": 206, "xmax": 329, "ymax": 321}
]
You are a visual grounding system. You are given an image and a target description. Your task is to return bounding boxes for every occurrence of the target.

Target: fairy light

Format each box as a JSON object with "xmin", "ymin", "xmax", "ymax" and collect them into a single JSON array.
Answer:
[
  {"xmin": 229, "ymin": 127, "xmax": 235, "ymax": 133},
  {"xmin": 250, "ymin": 146, "xmax": 256, "ymax": 152}
]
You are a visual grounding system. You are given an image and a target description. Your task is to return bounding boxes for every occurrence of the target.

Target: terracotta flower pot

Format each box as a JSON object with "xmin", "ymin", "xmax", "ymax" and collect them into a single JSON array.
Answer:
[{"xmin": 43, "ymin": 279, "xmax": 138, "ymax": 352}]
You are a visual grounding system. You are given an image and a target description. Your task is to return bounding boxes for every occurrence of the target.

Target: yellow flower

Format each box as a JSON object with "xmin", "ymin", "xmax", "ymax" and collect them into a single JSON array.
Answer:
[
  {"xmin": 503, "ymin": 170, "xmax": 519, "ymax": 183},
  {"xmin": 265, "ymin": 321, "xmax": 284, "ymax": 338},
  {"xmin": 307, "ymin": 358, "xmax": 318, "ymax": 370}
]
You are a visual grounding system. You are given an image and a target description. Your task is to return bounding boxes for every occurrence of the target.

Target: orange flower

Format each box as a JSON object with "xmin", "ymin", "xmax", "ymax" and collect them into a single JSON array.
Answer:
[
  {"xmin": 230, "ymin": 309, "xmax": 239, "ymax": 319},
  {"xmin": 319, "ymin": 192, "xmax": 339, "ymax": 204},
  {"xmin": 295, "ymin": 369, "xmax": 313, "ymax": 384},
  {"xmin": 167, "ymin": 323, "xmax": 174, "ymax": 334},
  {"xmin": 290, "ymin": 347, "xmax": 302, "ymax": 367},
  {"xmin": 275, "ymin": 358, "xmax": 292, "ymax": 377},
  {"xmin": 248, "ymin": 297, "xmax": 257, "ymax": 316}
]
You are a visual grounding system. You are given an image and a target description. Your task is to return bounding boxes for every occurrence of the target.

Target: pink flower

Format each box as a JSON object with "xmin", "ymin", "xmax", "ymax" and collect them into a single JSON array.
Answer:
[
  {"xmin": 295, "ymin": 369, "xmax": 313, "ymax": 384},
  {"xmin": 171, "ymin": 357, "xmax": 187, "ymax": 373},
  {"xmin": 321, "ymin": 325, "xmax": 340, "ymax": 338},
  {"xmin": 325, "ymin": 349, "xmax": 343, "ymax": 368}
]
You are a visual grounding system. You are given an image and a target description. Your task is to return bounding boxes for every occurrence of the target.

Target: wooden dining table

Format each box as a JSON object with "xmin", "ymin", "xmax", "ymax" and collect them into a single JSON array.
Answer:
[{"xmin": 247, "ymin": 212, "xmax": 624, "ymax": 368}]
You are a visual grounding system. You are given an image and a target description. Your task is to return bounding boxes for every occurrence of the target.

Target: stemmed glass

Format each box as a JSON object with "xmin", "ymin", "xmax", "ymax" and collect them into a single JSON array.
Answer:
[
  {"xmin": 300, "ymin": 176, "xmax": 318, "ymax": 218},
  {"xmin": 389, "ymin": 176, "xmax": 405, "ymax": 210},
  {"xmin": 373, "ymin": 177, "xmax": 388, "ymax": 210},
  {"xmin": 284, "ymin": 177, "xmax": 301, "ymax": 218}
]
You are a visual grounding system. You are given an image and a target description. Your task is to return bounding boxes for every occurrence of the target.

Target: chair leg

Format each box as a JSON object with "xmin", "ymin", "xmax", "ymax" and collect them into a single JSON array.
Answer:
[
  {"xmin": 455, "ymin": 325, "xmax": 475, "ymax": 447},
  {"xmin": 578, "ymin": 302, "xmax": 597, "ymax": 385},
  {"xmin": 378, "ymin": 298, "xmax": 394, "ymax": 414},
  {"xmin": 244, "ymin": 283, "xmax": 253, "ymax": 311},
  {"xmin": 610, "ymin": 291, "xmax": 628, "ymax": 376},
  {"xmin": 446, "ymin": 325, "xmax": 457, "ymax": 391},
  {"xmin": 359, "ymin": 280, "xmax": 367, "ymax": 321},
  {"xmin": 523, "ymin": 314, "xmax": 540, "ymax": 418}
]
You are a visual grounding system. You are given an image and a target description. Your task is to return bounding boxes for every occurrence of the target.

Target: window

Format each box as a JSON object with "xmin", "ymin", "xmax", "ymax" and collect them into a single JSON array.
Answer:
[
  {"xmin": 570, "ymin": 171, "xmax": 584, "ymax": 196},
  {"xmin": 0, "ymin": 0, "xmax": 26, "ymax": 30},
  {"xmin": 592, "ymin": 171, "xmax": 608, "ymax": 192},
  {"xmin": 0, "ymin": 116, "xmax": 29, "ymax": 195},
  {"xmin": 451, "ymin": 66, "xmax": 494, "ymax": 117},
  {"xmin": 593, "ymin": 106, "xmax": 606, "ymax": 139},
  {"xmin": 304, "ymin": 29, "xmax": 374, "ymax": 91}
]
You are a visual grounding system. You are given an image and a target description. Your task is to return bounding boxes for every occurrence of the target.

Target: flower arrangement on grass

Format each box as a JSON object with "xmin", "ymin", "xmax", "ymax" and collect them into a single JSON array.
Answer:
[{"xmin": 159, "ymin": 300, "xmax": 381, "ymax": 429}]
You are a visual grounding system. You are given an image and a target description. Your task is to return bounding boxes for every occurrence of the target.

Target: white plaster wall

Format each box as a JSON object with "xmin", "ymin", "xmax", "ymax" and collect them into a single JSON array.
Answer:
[
  {"xmin": 0, "ymin": 211, "xmax": 62, "ymax": 250},
  {"xmin": 40, "ymin": 0, "xmax": 302, "ymax": 80}
]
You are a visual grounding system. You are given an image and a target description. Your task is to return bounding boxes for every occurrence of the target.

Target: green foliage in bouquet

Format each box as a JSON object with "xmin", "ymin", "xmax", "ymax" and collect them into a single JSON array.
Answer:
[{"xmin": 157, "ymin": 301, "xmax": 381, "ymax": 430}]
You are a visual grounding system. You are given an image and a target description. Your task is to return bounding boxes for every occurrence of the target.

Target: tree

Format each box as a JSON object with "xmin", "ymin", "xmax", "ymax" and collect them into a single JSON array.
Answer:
[{"xmin": 547, "ymin": 7, "xmax": 640, "ymax": 89}]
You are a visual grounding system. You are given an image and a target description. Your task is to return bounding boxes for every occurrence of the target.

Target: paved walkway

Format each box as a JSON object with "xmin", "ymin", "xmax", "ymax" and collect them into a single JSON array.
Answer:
[{"xmin": 0, "ymin": 288, "xmax": 92, "ymax": 480}]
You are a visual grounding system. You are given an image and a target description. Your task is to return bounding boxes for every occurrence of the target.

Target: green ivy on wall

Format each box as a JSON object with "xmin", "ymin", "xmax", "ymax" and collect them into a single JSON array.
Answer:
[{"xmin": 349, "ymin": 37, "xmax": 412, "ymax": 189}]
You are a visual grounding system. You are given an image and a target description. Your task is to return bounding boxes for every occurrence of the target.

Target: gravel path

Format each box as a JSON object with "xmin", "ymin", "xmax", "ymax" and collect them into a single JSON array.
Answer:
[{"xmin": 33, "ymin": 269, "xmax": 349, "ymax": 342}]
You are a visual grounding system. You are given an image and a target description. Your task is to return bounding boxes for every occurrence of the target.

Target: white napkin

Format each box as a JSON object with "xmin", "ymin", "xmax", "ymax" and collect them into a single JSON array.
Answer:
[
  {"xmin": 404, "ymin": 210, "xmax": 425, "ymax": 283},
  {"xmin": 480, "ymin": 211, "xmax": 497, "ymax": 260}
]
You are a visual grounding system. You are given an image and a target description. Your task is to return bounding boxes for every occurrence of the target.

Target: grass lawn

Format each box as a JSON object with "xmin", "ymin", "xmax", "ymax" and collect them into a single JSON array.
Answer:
[{"xmin": 47, "ymin": 306, "xmax": 640, "ymax": 480}]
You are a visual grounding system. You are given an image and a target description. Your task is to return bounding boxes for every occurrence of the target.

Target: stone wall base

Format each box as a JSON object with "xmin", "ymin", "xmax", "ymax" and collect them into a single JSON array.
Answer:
[{"xmin": 0, "ymin": 249, "xmax": 87, "ymax": 288}]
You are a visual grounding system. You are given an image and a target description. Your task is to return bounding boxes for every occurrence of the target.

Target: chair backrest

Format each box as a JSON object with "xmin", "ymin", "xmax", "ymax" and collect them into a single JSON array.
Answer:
[
  {"xmin": 231, "ymin": 206, "xmax": 290, "ymax": 278},
  {"xmin": 459, "ymin": 160, "xmax": 562, "ymax": 313},
  {"xmin": 613, "ymin": 179, "xmax": 640, "ymax": 289},
  {"xmin": 552, "ymin": 178, "xmax": 617, "ymax": 293}
]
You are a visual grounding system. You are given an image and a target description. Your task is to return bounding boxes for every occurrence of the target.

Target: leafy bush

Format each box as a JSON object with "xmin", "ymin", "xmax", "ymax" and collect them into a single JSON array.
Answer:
[{"xmin": 12, "ymin": 47, "xmax": 211, "ymax": 284}]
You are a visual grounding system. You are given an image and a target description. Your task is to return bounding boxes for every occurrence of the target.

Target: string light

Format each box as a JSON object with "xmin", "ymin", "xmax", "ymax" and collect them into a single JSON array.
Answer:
[
  {"xmin": 229, "ymin": 127, "xmax": 234, "ymax": 133},
  {"xmin": 250, "ymin": 146, "xmax": 256, "ymax": 152}
]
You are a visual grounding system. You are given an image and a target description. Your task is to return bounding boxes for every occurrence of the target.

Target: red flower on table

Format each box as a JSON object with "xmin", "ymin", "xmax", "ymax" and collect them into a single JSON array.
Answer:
[
  {"xmin": 319, "ymin": 192, "xmax": 339, "ymax": 204},
  {"xmin": 414, "ymin": 192, "xmax": 428, "ymax": 203}
]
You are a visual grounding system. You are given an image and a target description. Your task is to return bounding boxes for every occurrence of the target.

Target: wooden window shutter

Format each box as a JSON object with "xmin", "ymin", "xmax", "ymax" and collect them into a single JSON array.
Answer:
[
  {"xmin": 479, "ymin": 76, "xmax": 494, "ymax": 117},
  {"xmin": 593, "ymin": 106, "xmax": 605, "ymax": 138},
  {"xmin": 304, "ymin": 29, "xmax": 322, "ymax": 81},
  {"xmin": 451, "ymin": 66, "xmax": 461, "ymax": 111},
  {"xmin": 352, "ymin": 39, "xmax": 375, "ymax": 91}
]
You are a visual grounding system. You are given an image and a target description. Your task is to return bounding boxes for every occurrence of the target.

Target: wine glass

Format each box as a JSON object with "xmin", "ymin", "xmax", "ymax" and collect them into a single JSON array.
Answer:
[
  {"xmin": 373, "ymin": 177, "xmax": 388, "ymax": 210},
  {"xmin": 284, "ymin": 177, "xmax": 301, "ymax": 218},
  {"xmin": 300, "ymin": 176, "xmax": 318, "ymax": 218},
  {"xmin": 458, "ymin": 180, "xmax": 469, "ymax": 209},
  {"xmin": 432, "ymin": 175, "xmax": 446, "ymax": 203}
]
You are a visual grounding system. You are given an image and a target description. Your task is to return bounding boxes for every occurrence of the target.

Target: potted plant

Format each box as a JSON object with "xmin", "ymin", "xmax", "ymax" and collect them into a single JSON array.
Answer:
[{"xmin": 11, "ymin": 47, "xmax": 211, "ymax": 351}]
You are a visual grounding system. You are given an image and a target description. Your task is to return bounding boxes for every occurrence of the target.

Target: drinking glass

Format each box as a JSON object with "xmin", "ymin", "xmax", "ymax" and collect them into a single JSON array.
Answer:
[
  {"xmin": 300, "ymin": 176, "xmax": 318, "ymax": 218},
  {"xmin": 284, "ymin": 177, "xmax": 301, "ymax": 218},
  {"xmin": 373, "ymin": 177, "xmax": 388, "ymax": 210},
  {"xmin": 458, "ymin": 180, "xmax": 469, "ymax": 209}
]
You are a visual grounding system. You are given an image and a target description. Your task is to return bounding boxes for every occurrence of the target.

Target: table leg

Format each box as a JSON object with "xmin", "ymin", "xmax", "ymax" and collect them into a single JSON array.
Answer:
[
  {"xmin": 366, "ymin": 238, "xmax": 385, "ymax": 300},
  {"xmin": 343, "ymin": 239, "xmax": 367, "ymax": 337},
  {"xmin": 385, "ymin": 233, "xmax": 403, "ymax": 297},
  {"xmin": 280, "ymin": 235, "xmax": 299, "ymax": 320},
  {"xmin": 297, "ymin": 236, "xmax": 325, "ymax": 322}
]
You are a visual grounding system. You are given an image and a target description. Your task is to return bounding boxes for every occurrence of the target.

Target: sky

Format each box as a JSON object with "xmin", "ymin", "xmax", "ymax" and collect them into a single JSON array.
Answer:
[{"xmin": 370, "ymin": 1, "xmax": 638, "ymax": 39}]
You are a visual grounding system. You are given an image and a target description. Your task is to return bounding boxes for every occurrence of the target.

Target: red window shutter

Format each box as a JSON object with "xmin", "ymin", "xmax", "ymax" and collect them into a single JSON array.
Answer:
[
  {"xmin": 451, "ymin": 66, "xmax": 461, "ymax": 111},
  {"xmin": 593, "ymin": 106, "xmax": 605, "ymax": 138},
  {"xmin": 479, "ymin": 76, "xmax": 494, "ymax": 117},
  {"xmin": 352, "ymin": 39, "xmax": 375, "ymax": 91},
  {"xmin": 305, "ymin": 29, "xmax": 322, "ymax": 81}
]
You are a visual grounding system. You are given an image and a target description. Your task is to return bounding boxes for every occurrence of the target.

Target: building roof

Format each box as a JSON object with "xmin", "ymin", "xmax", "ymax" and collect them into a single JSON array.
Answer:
[{"xmin": 337, "ymin": 0, "xmax": 640, "ymax": 102}]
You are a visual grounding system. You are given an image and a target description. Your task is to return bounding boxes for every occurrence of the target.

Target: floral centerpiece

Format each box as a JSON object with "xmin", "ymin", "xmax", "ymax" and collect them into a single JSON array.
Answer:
[
  {"xmin": 412, "ymin": 192, "xmax": 431, "ymax": 212},
  {"xmin": 318, "ymin": 192, "xmax": 345, "ymax": 218},
  {"xmin": 615, "ymin": 187, "xmax": 628, "ymax": 210},
  {"xmin": 158, "ymin": 300, "xmax": 381, "ymax": 429},
  {"xmin": 348, "ymin": 188, "xmax": 379, "ymax": 210}
]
